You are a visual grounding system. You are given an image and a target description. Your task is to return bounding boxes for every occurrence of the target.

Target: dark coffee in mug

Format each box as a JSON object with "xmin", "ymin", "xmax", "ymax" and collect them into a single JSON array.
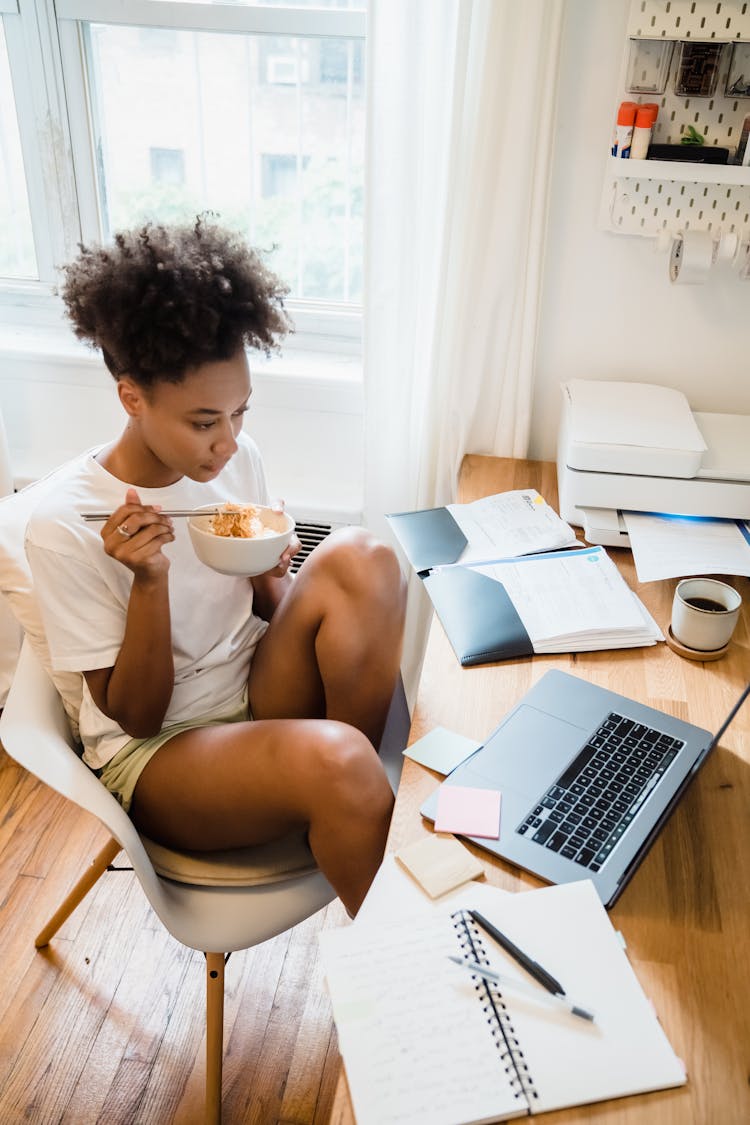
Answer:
[{"xmin": 684, "ymin": 596, "xmax": 726, "ymax": 613}]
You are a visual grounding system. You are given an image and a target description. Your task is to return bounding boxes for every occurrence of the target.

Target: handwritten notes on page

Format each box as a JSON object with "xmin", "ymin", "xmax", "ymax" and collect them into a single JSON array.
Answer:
[
  {"xmin": 448, "ymin": 489, "xmax": 578, "ymax": 564},
  {"xmin": 319, "ymin": 910, "xmax": 523, "ymax": 1125},
  {"xmin": 321, "ymin": 880, "xmax": 687, "ymax": 1125}
]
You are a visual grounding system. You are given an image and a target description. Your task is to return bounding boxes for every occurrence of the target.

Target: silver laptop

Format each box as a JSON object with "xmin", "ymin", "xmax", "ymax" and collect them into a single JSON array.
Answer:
[{"xmin": 421, "ymin": 670, "xmax": 749, "ymax": 907}]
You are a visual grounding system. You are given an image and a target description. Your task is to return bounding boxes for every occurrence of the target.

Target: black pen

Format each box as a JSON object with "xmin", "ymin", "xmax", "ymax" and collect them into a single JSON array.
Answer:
[
  {"xmin": 469, "ymin": 910, "xmax": 563, "ymax": 993},
  {"xmin": 468, "ymin": 909, "xmax": 594, "ymax": 1022}
]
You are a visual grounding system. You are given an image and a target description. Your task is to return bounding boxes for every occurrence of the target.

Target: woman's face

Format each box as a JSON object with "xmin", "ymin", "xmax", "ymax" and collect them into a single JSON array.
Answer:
[{"xmin": 119, "ymin": 351, "xmax": 252, "ymax": 486}]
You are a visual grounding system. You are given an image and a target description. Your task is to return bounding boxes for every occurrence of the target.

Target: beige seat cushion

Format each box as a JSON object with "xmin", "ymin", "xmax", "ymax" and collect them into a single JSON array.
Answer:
[{"xmin": 141, "ymin": 831, "xmax": 317, "ymax": 887}]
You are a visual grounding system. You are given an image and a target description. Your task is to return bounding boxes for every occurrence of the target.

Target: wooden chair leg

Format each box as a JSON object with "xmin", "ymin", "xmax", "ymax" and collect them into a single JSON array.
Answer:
[
  {"xmin": 35, "ymin": 836, "xmax": 122, "ymax": 948},
  {"xmin": 205, "ymin": 951, "xmax": 225, "ymax": 1125}
]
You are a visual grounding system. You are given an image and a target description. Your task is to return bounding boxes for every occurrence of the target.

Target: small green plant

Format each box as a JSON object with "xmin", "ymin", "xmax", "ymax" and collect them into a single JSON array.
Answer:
[{"xmin": 680, "ymin": 125, "xmax": 705, "ymax": 146}]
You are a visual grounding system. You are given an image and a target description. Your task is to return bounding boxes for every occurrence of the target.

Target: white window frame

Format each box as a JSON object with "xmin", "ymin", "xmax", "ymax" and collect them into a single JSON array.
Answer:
[{"xmin": 1, "ymin": 0, "xmax": 367, "ymax": 352}]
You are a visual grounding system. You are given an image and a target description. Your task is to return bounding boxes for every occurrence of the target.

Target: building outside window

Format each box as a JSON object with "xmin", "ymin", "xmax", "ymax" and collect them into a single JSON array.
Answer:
[
  {"xmin": 0, "ymin": 0, "xmax": 366, "ymax": 343},
  {"xmin": 0, "ymin": 20, "xmax": 35, "ymax": 281},
  {"xmin": 149, "ymin": 147, "xmax": 186, "ymax": 186}
]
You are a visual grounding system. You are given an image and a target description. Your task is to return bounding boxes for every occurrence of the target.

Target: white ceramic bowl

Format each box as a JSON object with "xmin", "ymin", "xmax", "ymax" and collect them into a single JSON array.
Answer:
[{"xmin": 188, "ymin": 504, "xmax": 296, "ymax": 577}]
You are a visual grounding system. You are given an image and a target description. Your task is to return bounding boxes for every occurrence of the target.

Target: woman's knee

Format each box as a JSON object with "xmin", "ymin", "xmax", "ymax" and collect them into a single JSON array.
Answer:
[
  {"xmin": 309, "ymin": 720, "xmax": 394, "ymax": 813},
  {"xmin": 311, "ymin": 527, "xmax": 406, "ymax": 616}
]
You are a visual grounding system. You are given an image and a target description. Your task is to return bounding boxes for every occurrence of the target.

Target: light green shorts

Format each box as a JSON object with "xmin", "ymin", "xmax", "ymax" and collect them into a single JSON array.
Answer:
[{"xmin": 97, "ymin": 690, "xmax": 250, "ymax": 814}]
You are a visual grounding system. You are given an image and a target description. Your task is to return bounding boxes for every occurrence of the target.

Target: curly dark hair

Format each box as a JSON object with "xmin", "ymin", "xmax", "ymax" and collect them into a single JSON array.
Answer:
[{"xmin": 59, "ymin": 217, "xmax": 292, "ymax": 385}]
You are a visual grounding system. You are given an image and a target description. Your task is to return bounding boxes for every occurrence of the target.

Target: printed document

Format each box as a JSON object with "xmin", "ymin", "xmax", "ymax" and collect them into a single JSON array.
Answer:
[
  {"xmin": 623, "ymin": 512, "xmax": 750, "ymax": 582},
  {"xmin": 468, "ymin": 546, "xmax": 663, "ymax": 651},
  {"xmin": 448, "ymin": 489, "xmax": 578, "ymax": 564}
]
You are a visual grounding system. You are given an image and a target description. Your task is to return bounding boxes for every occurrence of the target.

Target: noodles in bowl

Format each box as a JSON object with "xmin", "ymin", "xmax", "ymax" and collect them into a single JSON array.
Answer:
[
  {"xmin": 209, "ymin": 503, "xmax": 281, "ymax": 540},
  {"xmin": 188, "ymin": 502, "xmax": 295, "ymax": 576}
]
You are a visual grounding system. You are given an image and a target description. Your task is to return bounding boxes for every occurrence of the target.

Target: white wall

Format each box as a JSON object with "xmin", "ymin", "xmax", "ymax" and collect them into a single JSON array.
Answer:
[
  {"xmin": 530, "ymin": 0, "xmax": 750, "ymax": 461},
  {"xmin": 0, "ymin": 330, "xmax": 363, "ymax": 522}
]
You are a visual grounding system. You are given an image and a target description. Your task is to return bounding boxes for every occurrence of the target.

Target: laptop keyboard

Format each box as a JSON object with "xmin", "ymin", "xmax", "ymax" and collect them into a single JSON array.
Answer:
[{"xmin": 516, "ymin": 711, "xmax": 684, "ymax": 872}]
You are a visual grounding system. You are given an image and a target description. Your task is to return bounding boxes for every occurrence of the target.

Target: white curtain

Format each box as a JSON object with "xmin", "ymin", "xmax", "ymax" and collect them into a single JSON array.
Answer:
[
  {"xmin": 363, "ymin": 0, "xmax": 566, "ymax": 704},
  {"xmin": 0, "ymin": 406, "xmax": 21, "ymax": 706}
]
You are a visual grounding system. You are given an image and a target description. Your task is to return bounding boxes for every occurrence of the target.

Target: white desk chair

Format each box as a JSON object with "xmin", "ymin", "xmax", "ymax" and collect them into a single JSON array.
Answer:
[{"xmin": 0, "ymin": 640, "xmax": 336, "ymax": 1124}]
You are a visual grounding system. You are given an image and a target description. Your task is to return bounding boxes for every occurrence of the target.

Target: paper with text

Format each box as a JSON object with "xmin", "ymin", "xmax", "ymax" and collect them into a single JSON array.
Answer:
[
  {"xmin": 468, "ymin": 546, "xmax": 663, "ymax": 651},
  {"xmin": 448, "ymin": 489, "xmax": 578, "ymax": 564},
  {"xmin": 319, "ymin": 880, "xmax": 686, "ymax": 1125},
  {"xmin": 321, "ymin": 910, "xmax": 522, "ymax": 1125},
  {"xmin": 623, "ymin": 512, "xmax": 750, "ymax": 582}
]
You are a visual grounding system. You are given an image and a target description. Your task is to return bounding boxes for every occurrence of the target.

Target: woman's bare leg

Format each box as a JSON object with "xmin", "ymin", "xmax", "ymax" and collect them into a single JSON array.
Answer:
[
  {"xmin": 248, "ymin": 527, "xmax": 407, "ymax": 747},
  {"xmin": 131, "ymin": 717, "xmax": 394, "ymax": 916},
  {"xmin": 132, "ymin": 529, "xmax": 406, "ymax": 915}
]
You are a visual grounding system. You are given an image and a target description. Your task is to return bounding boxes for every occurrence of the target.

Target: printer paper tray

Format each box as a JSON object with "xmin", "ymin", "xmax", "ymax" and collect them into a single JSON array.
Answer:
[{"xmin": 561, "ymin": 465, "xmax": 750, "ymax": 525}]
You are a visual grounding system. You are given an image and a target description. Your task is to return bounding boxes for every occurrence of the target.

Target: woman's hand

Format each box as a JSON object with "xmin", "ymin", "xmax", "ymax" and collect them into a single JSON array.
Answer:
[
  {"xmin": 89, "ymin": 487, "xmax": 175, "ymax": 735},
  {"xmin": 263, "ymin": 498, "xmax": 300, "ymax": 579},
  {"xmin": 250, "ymin": 500, "xmax": 300, "ymax": 619},
  {"xmin": 102, "ymin": 487, "xmax": 175, "ymax": 581},
  {"xmin": 264, "ymin": 535, "xmax": 301, "ymax": 579}
]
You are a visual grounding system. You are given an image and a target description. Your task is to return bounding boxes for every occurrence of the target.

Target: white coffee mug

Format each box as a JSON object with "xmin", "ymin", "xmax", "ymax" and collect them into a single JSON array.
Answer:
[{"xmin": 671, "ymin": 578, "xmax": 742, "ymax": 652}]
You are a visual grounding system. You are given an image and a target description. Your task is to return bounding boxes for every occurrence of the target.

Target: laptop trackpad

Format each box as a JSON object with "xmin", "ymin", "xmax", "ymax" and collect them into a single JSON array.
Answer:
[{"xmin": 458, "ymin": 705, "xmax": 587, "ymax": 800}]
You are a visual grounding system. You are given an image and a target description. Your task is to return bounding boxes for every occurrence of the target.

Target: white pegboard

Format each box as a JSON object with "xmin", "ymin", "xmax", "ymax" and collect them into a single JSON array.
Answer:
[
  {"xmin": 608, "ymin": 172, "xmax": 750, "ymax": 234},
  {"xmin": 628, "ymin": 0, "xmax": 750, "ymax": 42},
  {"xmin": 644, "ymin": 41, "xmax": 749, "ymax": 145},
  {"xmin": 602, "ymin": 0, "xmax": 750, "ymax": 237}
]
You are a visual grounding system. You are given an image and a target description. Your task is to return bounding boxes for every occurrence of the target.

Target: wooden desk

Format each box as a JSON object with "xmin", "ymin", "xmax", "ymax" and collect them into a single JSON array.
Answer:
[{"xmin": 330, "ymin": 455, "xmax": 750, "ymax": 1125}]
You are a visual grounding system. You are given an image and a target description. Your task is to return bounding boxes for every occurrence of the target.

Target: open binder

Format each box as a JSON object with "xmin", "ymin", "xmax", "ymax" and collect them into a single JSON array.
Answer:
[
  {"xmin": 386, "ymin": 499, "xmax": 556, "ymax": 667},
  {"xmin": 320, "ymin": 879, "xmax": 686, "ymax": 1125},
  {"xmin": 387, "ymin": 504, "xmax": 661, "ymax": 667}
]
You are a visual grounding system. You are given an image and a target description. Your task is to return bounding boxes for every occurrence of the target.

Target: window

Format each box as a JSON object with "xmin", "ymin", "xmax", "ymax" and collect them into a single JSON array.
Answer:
[
  {"xmin": 0, "ymin": 20, "xmax": 36, "ymax": 281},
  {"xmin": 150, "ymin": 147, "xmax": 186, "ymax": 186},
  {"xmin": 0, "ymin": 0, "xmax": 366, "ymax": 346},
  {"xmin": 262, "ymin": 153, "xmax": 310, "ymax": 198}
]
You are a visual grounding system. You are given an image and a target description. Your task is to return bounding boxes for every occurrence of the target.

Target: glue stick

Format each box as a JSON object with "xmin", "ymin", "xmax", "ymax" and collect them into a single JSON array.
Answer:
[
  {"xmin": 630, "ymin": 104, "xmax": 658, "ymax": 160},
  {"xmin": 612, "ymin": 101, "xmax": 637, "ymax": 158}
]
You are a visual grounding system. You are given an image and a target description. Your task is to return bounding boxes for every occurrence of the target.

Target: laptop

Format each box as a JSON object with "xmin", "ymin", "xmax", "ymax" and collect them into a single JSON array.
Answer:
[{"xmin": 420, "ymin": 670, "xmax": 749, "ymax": 907}]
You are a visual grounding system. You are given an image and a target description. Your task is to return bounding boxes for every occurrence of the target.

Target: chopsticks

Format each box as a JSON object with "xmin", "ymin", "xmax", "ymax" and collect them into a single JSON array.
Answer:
[{"xmin": 82, "ymin": 509, "xmax": 221, "ymax": 521}]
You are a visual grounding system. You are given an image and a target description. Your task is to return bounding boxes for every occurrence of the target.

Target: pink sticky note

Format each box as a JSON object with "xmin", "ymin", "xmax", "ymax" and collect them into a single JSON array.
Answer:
[{"xmin": 434, "ymin": 785, "xmax": 502, "ymax": 839}]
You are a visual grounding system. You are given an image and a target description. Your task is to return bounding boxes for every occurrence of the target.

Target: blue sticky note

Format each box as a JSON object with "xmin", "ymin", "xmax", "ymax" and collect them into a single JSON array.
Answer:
[{"xmin": 403, "ymin": 726, "xmax": 482, "ymax": 776}]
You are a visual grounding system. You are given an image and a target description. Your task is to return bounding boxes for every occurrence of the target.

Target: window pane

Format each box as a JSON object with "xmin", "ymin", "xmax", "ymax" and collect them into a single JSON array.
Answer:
[
  {"xmin": 0, "ymin": 23, "xmax": 37, "ymax": 280},
  {"xmin": 85, "ymin": 23, "xmax": 364, "ymax": 303}
]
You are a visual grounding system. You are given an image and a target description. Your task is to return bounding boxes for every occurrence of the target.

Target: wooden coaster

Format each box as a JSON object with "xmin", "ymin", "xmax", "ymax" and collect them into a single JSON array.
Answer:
[{"xmin": 666, "ymin": 626, "xmax": 730, "ymax": 662}]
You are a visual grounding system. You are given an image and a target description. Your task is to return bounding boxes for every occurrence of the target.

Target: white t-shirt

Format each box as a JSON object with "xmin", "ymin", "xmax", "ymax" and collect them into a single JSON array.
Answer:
[{"xmin": 26, "ymin": 432, "xmax": 270, "ymax": 769}]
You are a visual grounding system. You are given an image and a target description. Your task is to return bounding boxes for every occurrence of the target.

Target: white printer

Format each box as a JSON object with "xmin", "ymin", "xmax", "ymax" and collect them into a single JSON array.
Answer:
[{"xmin": 556, "ymin": 380, "xmax": 750, "ymax": 547}]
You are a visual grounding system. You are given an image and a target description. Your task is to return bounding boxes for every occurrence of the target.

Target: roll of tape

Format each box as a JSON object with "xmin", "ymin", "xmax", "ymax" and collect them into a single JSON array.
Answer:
[
  {"xmin": 736, "ymin": 239, "xmax": 750, "ymax": 279},
  {"xmin": 716, "ymin": 231, "xmax": 739, "ymax": 263},
  {"xmin": 669, "ymin": 230, "xmax": 715, "ymax": 284}
]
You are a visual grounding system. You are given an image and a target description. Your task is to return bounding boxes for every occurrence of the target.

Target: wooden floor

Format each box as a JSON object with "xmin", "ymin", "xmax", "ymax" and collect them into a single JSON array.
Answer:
[{"xmin": 0, "ymin": 744, "xmax": 348, "ymax": 1125}]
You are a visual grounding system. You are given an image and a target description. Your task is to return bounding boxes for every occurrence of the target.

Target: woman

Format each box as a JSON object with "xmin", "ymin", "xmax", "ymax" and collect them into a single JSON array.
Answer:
[{"xmin": 26, "ymin": 217, "xmax": 406, "ymax": 916}]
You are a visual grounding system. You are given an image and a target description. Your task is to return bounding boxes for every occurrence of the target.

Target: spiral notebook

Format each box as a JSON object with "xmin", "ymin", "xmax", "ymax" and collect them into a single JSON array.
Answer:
[{"xmin": 320, "ymin": 879, "xmax": 686, "ymax": 1125}]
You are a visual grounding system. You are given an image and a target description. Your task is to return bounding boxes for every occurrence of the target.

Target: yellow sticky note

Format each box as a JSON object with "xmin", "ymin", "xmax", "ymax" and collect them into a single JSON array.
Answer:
[{"xmin": 395, "ymin": 834, "xmax": 484, "ymax": 898}]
